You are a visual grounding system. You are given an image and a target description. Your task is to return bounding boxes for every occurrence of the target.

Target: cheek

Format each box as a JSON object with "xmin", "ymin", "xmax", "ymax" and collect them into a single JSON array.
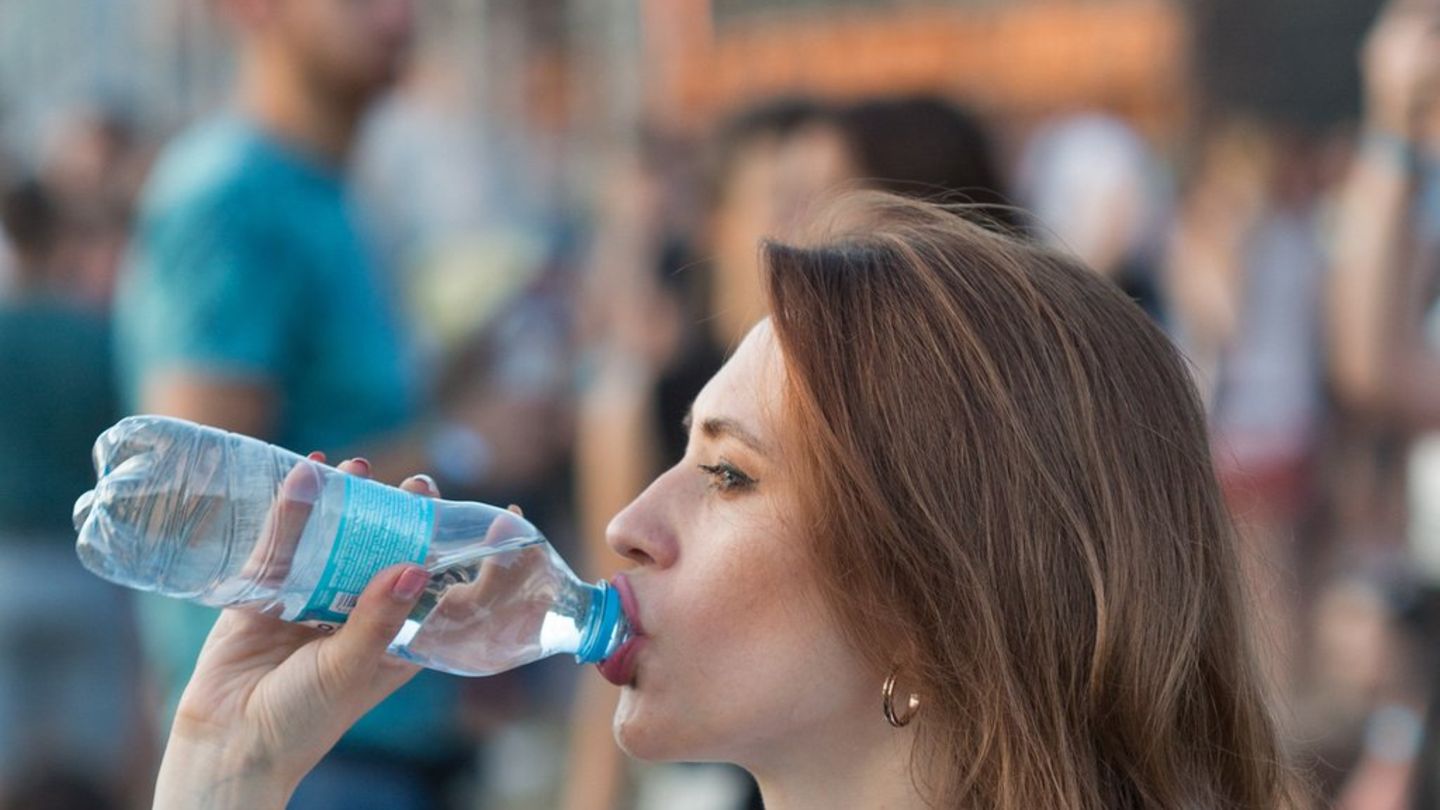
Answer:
[
  {"xmin": 614, "ymin": 503, "xmax": 869, "ymax": 761},
  {"xmin": 615, "ymin": 599, "xmax": 868, "ymax": 763},
  {"xmin": 676, "ymin": 497, "xmax": 810, "ymax": 666}
]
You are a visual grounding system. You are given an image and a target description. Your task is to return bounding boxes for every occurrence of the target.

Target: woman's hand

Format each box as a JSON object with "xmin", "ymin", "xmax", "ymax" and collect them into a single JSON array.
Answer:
[{"xmin": 152, "ymin": 456, "xmax": 440, "ymax": 810}]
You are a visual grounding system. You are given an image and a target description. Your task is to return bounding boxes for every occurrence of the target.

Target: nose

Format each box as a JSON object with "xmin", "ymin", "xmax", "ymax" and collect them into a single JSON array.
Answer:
[{"xmin": 605, "ymin": 473, "xmax": 679, "ymax": 569}]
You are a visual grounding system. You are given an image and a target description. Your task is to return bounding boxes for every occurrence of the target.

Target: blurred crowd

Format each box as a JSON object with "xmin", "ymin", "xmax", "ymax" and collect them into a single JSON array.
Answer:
[{"xmin": 2, "ymin": 0, "xmax": 1440, "ymax": 808}]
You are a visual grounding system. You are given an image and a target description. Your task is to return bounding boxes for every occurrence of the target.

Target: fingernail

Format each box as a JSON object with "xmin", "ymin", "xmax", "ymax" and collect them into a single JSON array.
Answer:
[
  {"xmin": 507, "ymin": 504, "xmax": 524, "ymax": 517},
  {"xmin": 392, "ymin": 566, "xmax": 428, "ymax": 601},
  {"xmin": 350, "ymin": 457, "xmax": 371, "ymax": 476},
  {"xmin": 413, "ymin": 474, "xmax": 438, "ymax": 495}
]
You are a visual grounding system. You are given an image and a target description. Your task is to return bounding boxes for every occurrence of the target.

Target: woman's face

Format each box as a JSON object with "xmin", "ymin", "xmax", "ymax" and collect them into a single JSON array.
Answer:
[{"xmin": 605, "ymin": 320, "xmax": 879, "ymax": 766}]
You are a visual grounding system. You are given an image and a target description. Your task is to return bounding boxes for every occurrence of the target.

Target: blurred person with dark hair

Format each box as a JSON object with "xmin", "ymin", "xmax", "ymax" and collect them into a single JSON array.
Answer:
[
  {"xmin": 0, "ymin": 178, "xmax": 131, "ymax": 804},
  {"xmin": 39, "ymin": 106, "xmax": 153, "ymax": 308},
  {"xmin": 1, "ymin": 180, "xmax": 57, "ymax": 275},
  {"xmin": 115, "ymin": 1, "xmax": 565, "ymax": 807},
  {"xmin": 1329, "ymin": 1, "xmax": 1440, "ymax": 807},
  {"xmin": 701, "ymin": 97, "xmax": 856, "ymax": 365},
  {"xmin": 568, "ymin": 93, "xmax": 1015, "ymax": 810},
  {"xmin": 41, "ymin": 106, "xmax": 143, "ymax": 208},
  {"xmin": 843, "ymin": 94, "xmax": 1020, "ymax": 233}
]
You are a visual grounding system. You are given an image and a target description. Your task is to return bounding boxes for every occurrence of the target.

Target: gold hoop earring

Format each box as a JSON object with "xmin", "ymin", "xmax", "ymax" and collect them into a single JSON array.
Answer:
[{"xmin": 882, "ymin": 669, "xmax": 921, "ymax": 728}]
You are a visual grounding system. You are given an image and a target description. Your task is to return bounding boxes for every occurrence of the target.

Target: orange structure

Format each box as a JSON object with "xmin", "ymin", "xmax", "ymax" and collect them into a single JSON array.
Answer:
[{"xmin": 640, "ymin": 0, "xmax": 1189, "ymax": 138}]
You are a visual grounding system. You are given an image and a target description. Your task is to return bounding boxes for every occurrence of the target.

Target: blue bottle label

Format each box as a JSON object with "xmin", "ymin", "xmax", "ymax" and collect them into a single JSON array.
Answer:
[{"xmin": 297, "ymin": 476, "xmax": 434, "ymax": 627}]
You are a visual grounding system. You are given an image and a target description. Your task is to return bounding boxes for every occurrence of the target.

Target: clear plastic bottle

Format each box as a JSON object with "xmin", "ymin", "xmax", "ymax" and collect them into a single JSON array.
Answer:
[{"xmin": 72, "ymin": 415, "xmax": 629, "ymax": 676}]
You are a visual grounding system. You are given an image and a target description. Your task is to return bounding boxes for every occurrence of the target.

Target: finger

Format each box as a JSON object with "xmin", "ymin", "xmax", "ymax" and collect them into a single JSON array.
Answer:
[
  {"xmin": 484, "ymin": 508, "xmax": 531, "ymax": 546},
  {"xmin": 308, "ymin": 451, "xmax": 327, "ymax": 463},
  {"xmin": 429, "ymin": 546, "xmax": 546, "ymax": 638},
  {"xmin": 507, "ymin": 504, "xmax": 524, "ymax": 517},
  {"xmin": 322, "ymin": 564, "xmax": 429, "ymax": 685},
  {"xmin": 400, "ymin": 474, "xmax": 440, "ymax": 498},
  {"xmin": 243, "ymin": 460, "xmax": 322, "ymax": 585},
  {"xmin": 337, "ymin": 457, "xmax": 372, "ymax": 478}
]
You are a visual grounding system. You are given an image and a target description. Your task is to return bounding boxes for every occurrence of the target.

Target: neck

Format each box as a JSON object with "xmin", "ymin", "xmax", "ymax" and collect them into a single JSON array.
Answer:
[
  {"xmin": 237, "ymin": 49, "xmax": 367, "ymax": 166},
  {"xmin": 745, "ymin": 720, "xmax": 930, "ymax": 810}
]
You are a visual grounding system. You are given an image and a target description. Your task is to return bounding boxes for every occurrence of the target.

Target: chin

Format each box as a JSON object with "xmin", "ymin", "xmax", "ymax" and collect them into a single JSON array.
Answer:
[
  {"xmin": 612, "ymin": 688, "xmax": 707, "ymax": 763},
  {"xmin": 612, "ymin": 688, "xmax": 661, "ymax": 760}
]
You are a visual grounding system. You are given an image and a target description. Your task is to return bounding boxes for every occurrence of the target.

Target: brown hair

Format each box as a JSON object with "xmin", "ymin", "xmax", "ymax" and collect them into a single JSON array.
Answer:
[{"xmin": 763, "ymin": 192, "xmax": 1300, "ymax": 809}]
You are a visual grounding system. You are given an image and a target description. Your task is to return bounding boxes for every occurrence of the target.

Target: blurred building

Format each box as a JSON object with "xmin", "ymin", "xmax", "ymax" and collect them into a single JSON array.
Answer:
[
  {"xmin": 0, "ymin": 0, "xmax": 1382, "ymax": 170},
  {"xmin": 641, "ymin": 0, "xmax": 1187, "ymax": 140}
]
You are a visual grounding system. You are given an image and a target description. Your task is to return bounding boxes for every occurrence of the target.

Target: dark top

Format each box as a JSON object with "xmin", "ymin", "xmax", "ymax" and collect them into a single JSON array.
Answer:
[{"xmin": 0, "ymin": 298, "xmax": 117, "ymax": 537}]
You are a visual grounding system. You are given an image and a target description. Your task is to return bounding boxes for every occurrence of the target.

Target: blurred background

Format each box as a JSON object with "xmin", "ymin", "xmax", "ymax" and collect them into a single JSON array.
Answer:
[{"xmin": 2, "ymin": 0, "xmax": 1439, "ymax": 808}]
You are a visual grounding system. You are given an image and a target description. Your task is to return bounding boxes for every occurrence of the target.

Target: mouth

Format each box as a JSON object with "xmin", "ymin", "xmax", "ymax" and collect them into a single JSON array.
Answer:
[{"xmin": 597, "ymin": 573, "xmax": 648, "ymax": 687}]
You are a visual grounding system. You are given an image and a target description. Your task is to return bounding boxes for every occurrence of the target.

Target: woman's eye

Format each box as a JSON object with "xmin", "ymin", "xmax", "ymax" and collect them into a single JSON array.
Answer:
[{"xmin": 698, "ymin": 462, "xmax": 757, "ymax": 493}]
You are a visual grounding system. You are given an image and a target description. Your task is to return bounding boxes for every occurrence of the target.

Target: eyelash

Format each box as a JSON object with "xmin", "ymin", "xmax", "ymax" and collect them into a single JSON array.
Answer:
[{"xmin": 697, "ymin": 461, "xmax": 757, "ymax": 493}]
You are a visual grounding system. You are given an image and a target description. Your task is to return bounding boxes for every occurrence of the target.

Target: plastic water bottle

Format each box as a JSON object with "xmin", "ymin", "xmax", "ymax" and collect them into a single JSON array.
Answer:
[{"xmin": 72, "ymin": 415, "xmax": 629, "ymax": 676}]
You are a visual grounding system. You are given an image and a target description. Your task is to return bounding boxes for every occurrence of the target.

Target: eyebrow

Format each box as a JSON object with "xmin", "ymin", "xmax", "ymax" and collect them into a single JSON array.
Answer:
[{"xmin": 682, "ymin": 409, "xmax": 771, "ymax": 458}]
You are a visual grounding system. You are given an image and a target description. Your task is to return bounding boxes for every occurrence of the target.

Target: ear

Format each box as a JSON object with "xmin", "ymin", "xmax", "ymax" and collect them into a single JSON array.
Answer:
[{"xmin": 883, "ymin": 632, "xmax": 927, "ymax": 686}]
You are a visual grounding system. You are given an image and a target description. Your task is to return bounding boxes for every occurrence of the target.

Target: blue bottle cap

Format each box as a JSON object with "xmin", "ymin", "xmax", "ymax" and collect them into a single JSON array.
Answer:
[{"xmin": 577, "ymin": 579, "xmax": 623, "ymax": 664}]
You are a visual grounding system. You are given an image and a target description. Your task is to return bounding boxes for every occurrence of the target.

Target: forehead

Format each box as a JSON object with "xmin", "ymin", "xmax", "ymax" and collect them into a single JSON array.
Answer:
[{"xmin": 691, "ymin": 320, "xmax": 786, "ymax": 440}]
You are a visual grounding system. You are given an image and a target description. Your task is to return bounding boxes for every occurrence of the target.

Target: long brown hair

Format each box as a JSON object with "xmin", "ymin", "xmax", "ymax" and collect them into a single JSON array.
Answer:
[{"xmin": 764, "ymin": 192, "xmax": 1300, "ymax": 808}]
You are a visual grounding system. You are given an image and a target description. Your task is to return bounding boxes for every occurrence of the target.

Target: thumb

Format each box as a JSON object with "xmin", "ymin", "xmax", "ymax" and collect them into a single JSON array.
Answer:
[{"xmin": 323, "ymin": 564, "xmax": 429, "ymax": 682}]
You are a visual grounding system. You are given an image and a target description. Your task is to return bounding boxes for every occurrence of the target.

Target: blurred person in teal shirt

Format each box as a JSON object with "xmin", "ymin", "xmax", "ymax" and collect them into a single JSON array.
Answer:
[
  {"xmin": 114, "ymin": 1, "xmax": 560, "ymax": 807},
  {"xmin": 0, "ymin": 177, "xmax": 131, "ymax": 803}
]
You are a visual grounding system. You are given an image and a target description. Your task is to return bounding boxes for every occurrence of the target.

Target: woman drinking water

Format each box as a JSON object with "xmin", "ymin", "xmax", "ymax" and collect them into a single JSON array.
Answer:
[{"xmin": 151, "ymin": 193, "xmax": 1300, "ymax": 809}]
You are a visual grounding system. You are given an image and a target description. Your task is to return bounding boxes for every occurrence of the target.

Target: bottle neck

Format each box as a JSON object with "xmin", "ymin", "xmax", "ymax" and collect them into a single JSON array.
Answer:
[{"xmin": 576, "ymin": 579, "xmax": 629, "ymax": 664}]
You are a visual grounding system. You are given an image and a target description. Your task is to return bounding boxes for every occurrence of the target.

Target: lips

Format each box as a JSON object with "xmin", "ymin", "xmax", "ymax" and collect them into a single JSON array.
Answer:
[
  {"xmin": 597, "ymin": 635, "xmax": 644, "ymax": 685},
  {"xmin": 597, "ymin": 573, "xmax": 647, "ymax": 686}
]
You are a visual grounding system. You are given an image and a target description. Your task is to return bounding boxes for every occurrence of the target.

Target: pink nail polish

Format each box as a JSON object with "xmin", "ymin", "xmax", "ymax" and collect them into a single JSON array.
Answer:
[{"xmin": 392, "ymin": 566, "xmax": 428, "ymax": 601}]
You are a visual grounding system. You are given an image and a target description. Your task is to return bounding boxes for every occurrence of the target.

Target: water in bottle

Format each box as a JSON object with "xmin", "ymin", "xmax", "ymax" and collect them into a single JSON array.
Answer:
[{"xmin": 72, "ymin": 415, "xmax": 630, "ymax": 676}]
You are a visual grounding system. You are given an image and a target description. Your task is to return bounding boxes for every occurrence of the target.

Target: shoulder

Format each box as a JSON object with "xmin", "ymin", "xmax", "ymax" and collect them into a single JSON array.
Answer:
[{"xmin": 137, "ymin": 119, "xmax": 291, "ymax": 233}]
